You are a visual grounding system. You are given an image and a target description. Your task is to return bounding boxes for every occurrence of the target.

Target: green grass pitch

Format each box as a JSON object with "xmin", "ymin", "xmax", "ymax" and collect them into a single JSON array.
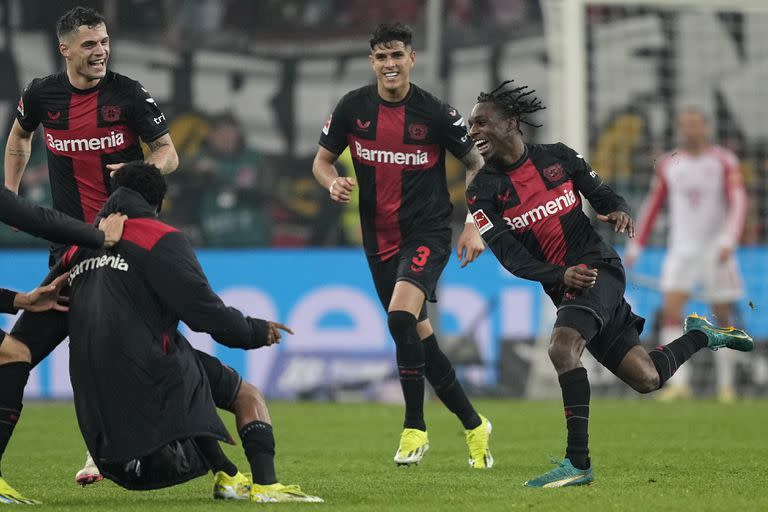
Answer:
[{"xmin": 5, "ymin": 399, "xmax": 767, "ymax": 511}]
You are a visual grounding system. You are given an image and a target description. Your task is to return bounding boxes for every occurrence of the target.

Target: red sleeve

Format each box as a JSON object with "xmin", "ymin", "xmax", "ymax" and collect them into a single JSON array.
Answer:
[
  {"xmin": 633, "ymin": 156, "xmax": 669, "ymax": 247},
  {"xmin": 718, "ymin": 148, "xmax": 747, "ymax": 248}
]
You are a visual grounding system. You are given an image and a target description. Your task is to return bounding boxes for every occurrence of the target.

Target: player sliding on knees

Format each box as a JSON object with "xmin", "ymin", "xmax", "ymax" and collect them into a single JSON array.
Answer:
[{"xmin": 465, "ymin": 80, "xmax": 753, "ymax": 488}]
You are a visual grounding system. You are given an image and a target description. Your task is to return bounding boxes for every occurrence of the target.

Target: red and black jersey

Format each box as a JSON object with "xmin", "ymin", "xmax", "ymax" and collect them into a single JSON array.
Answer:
[
  {"xmin": 16, "ymin": 71, "xmax": 169, "ymax": 223},
  {"xmin": 319, "ymin": 84, "xmax": 474, "ymax": 261},
  {"xmin": 467, "ymin": 143, "xmax": 630, "ymax": 301}
]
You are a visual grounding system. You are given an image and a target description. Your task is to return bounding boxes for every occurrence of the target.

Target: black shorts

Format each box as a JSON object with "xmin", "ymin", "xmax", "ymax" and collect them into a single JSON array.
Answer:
[
  {"xmin": 554, "ymin": 258, "xmax": 646, "ymax": 372},
  {"xmin": 367, "ymin": 228, "xmax": 451, "ymax": 321},
  {"xmin": 10, "ymin": 309, "xmax": 68, "ymax": 367},
  {"xmin": 194, "ymin": 349, "xmax": 242, "ymax": 410}
]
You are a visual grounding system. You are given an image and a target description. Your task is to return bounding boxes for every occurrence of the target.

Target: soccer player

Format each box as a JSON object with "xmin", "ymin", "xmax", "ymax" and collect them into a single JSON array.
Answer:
[
  {"xmin": 625, "ymin": 109, "xmax": 747, "ymax": 402},
  {"xmin": 312, "ymin": 23, "xmax": 492, "ymax": 468},
  {"xmin": 0, "ymin": 6, "xmax": 177, "ymax": 501},
  {"xmin": 53, "ymin": 162, "xmax": 321, "ymax": 502},
  {"xmin": 465, "ymin": 81, "xmax": 753, "ymax": 487}
]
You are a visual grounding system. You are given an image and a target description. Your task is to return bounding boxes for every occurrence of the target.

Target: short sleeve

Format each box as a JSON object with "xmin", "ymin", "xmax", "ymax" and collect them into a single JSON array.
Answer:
[
  {"xmin": 127, "ymin": 81, "xmax": 169, "ymax": 143},
  {"xmin": 439, "ymin": 103, "xmax": 474, "ymax": 159},
  {"xmin": 16, "ymin": 80, "xmax": 42, "ymax": 133},
  {"xmin": 318, "ymin": 96, "xmax": 350, "ymax": 155}
]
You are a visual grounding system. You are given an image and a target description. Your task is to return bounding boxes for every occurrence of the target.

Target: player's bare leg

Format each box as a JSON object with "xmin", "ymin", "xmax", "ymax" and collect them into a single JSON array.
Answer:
[
  {"xmin": 416, "ymin": 318, "xmax": 492, "ymax": 468},
  {"xmin": 618, "ymin": 314, "xmax": 752, "ymax": 397},
  {"xmin": 657, "ymin": 290, "xmax": 693, "ymax": 401},
  {"xmin": 389, "ymin": 281, "xmax": 430, "ymax": 465}
]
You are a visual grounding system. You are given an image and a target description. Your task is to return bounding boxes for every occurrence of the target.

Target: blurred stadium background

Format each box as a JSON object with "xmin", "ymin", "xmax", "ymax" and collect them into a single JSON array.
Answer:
[{"xmin": 1, "ymin": 0, "xmax": 767, "ymax": 400}]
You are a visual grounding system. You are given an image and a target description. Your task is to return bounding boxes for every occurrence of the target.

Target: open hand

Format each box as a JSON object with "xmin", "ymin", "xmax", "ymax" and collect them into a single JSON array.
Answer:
[
  {"xmin": 13, "ymin": 273, "xmax": 70, "ymax": 312},
  {"xmin": 99, "ymin": 213, "xmax": 128, "ymax": 248},
  {"xmin": 597, "ymin": 210, "xmax": 634, "ymax": 237}
]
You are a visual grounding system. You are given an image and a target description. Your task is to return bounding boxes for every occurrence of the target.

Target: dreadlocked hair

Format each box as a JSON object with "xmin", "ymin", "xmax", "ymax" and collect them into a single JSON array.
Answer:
[{"xmin": 477, "ymin": 80, "xmax": 546, "ymax": 133}]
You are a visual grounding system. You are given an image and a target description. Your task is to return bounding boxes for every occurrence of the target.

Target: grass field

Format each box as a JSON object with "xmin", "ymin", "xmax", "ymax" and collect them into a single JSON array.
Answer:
[{"xmin": 5, "ymin": 399, "xmax": 768, "ymax": 511}]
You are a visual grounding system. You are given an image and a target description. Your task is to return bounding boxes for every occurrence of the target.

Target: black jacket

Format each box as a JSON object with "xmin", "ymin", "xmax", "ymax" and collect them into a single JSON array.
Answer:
[
  {"xmin": 57, "ymin": 187, "xmax": 271, "ymax": 489},
  {"xmin": 0, "ymin": 186, "xmax": 104, "ymax": 313}
]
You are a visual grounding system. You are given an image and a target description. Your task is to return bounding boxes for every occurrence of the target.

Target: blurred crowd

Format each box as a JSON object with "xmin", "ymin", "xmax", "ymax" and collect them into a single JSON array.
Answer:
[{"xmin": 17, "ymin": 0, "xmax": 541, "ymax": 49}]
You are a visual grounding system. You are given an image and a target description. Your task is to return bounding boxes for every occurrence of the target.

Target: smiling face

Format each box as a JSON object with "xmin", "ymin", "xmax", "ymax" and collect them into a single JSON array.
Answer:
[
  {"xmin": 369, "ymin": 41, "xmax": 415, "ymax": 102},
  {"xmin": 468, "ymin": 102, "xmax": 520, "ymax": 162},
  {"xmin": 59, "ymin": 22, "xmax": 110, "ymax": 89}
]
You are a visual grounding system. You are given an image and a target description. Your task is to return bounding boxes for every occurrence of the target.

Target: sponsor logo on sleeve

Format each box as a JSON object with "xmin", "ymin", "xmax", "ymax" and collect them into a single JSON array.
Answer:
[
  {"xmin": 472, "ymin": 209, "xmax": 494, "ymax": 235},
  {"xmin": 322, "ymin": 113, "xmax": 332, "ymax": 136}
]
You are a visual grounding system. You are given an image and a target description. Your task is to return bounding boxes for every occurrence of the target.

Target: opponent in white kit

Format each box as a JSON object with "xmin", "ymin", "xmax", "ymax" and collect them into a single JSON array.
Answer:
[{"xmin": 626, "ymin": 108, "xmax": 748, "ymax": 402}]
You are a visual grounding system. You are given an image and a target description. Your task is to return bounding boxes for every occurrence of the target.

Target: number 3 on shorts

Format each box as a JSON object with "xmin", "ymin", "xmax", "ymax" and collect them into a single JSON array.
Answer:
[{"xmin": 412, "ymin": 245, "xmax": 431, "ymax": 267}]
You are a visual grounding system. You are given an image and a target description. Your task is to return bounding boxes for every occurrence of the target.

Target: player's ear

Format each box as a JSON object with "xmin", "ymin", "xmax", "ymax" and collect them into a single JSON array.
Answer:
[{"xmin": 59, "ymin": 42, "xmax": 69, "ymax": 59}]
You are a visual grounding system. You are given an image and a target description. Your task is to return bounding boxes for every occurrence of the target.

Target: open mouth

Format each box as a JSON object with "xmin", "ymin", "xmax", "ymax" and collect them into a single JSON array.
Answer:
[
  {"xmin": 383, "ymin": 71, "xmax": 399, "ymax": 79},
  {"xmin": 88, "ymin": 59, "xmax": 106, "ymax": 71},
  {"xmin": 475, "ymin": 138, "xmax": 490, "ymax": 154}
]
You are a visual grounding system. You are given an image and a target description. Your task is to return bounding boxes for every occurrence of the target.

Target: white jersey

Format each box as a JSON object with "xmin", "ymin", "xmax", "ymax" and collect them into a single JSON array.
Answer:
[{"xmin": 632, "ymin": 145, "xmax": 746, "ymax": 256}]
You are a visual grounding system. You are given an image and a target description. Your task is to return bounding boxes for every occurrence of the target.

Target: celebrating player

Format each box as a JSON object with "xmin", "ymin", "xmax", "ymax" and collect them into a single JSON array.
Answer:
[
  {"xmin": 54, "ymin": 162, "xmax": 321, "ymax": 502},
  {"xmin": 312, "ymin": 23, "xmax": 492, "ymax": 468},
  {"xmin": 625, "ymin": 109, "xmax": 747, "ymax": 402},
  {"xmin": 0, "ymin": 6, "xmax": 177, "ymax": 502},
  {"xmin": 465, "ymin": 81, "xmax": 753, "ymax": 487}
]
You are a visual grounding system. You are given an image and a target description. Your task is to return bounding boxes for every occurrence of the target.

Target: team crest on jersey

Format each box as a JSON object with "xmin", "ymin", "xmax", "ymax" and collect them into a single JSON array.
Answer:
[
  {"xmin": 101, "ymin": 106, "xmax": 122, "ymax": 122},
  {"xmin": 322, "ymin": 113, "xmax": 332, "ymax": 135},
  {"xmin": 472, "ymin": 209, "xmax": 494, "ymax": 235},
  {"xmin": 543, "ymin": 163, "xmax": 564, "ymax": 182},
  {"xmin": 409, "ymin": 123, "xmax": 428, "ymax": 140}
]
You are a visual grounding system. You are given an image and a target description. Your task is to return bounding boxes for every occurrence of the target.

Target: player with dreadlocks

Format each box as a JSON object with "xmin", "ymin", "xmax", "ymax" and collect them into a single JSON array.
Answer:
[{"xmin": 465, "ymin": 80, "xmax": 754, "ymax": 487}]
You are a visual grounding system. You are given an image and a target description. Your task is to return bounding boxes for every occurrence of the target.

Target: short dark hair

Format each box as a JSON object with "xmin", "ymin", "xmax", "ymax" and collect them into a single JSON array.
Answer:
[
  {"xmin": 56, "ymin": 7, "xmax": 106, "ymax": 41},
  {"xmin": 110, "ymin": 161, "xmax": 167, "ymax": 208},
  {"xmin": 477, "ymin": 80, "xmax": 546, "ymax": 132},
  {"xmin": 369, "ymin": 23, "xmax": 413, "ymax": 50}
]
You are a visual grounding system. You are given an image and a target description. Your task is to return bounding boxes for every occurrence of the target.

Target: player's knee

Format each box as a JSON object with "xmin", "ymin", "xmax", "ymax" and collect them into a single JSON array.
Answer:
[
  {"xmin": 634, "ymin": 369, "xmax": 661, "ymax": 394},
  {"xmin": 387, "ymin": 310, "xmax": 419, "ymax": 345},
  {"xmin": 548, "ymin": 329, "xmax": 583, "ymax": 371},
  {"xmin": 0, "ymin": 335, "xmax": 32, "ymax": 365},
  {"xmin": 235, "ymin": 381, "xmax": 266, "ymax": 410}
]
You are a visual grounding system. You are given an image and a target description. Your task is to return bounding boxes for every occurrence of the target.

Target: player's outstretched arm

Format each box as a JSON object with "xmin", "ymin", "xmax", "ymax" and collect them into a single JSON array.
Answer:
[
  {"xmin": 0, "ymin": 186, "xmax": 113, "ymax": 248},
  {"xmin": 313, "ymin": 146, "xmax": 355, "ymax": 203},
  {"xmin": 4, "ymin": 120, "xmax": 34, "ymax": 194},
  {"xmin": 145, "ymin": 231, "xmax": 280, "ymax": 349}
]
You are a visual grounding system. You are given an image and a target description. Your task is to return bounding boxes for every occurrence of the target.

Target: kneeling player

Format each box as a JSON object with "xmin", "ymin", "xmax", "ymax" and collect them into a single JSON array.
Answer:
[
  {"xmin": 466, "ymin": 81, "xmax": 753, "ymax": 487},
  {"xmin": 48, "ymin": 163, "xmax": 322, "ymax": 503}
]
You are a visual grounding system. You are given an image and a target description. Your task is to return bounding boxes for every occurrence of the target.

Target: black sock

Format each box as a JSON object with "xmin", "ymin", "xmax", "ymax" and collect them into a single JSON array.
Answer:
[
  {"xmin": 559, "ymin": 367, "xmax": 590, "ymax": 470},
  {"xmin": 196, "ymin": 437, "xmax": 238, "ymax": 477},
  {"xmin": 648, "ymin": 331, "xmax": 707, "ymax": 388},
  {"xmin": 0, "ymin": 362, "xmax": 31, "ymax": 477},
  {"xmin": 388, "ymin": 311, "xmax": 426, "ymax": 431},
  {"xmin": 239, "ymin": 421, "xmax": 277, "ymax": 485},
  {"xmin": 423, "ymin": 335, "xmax": 481, "ymax": 430}
]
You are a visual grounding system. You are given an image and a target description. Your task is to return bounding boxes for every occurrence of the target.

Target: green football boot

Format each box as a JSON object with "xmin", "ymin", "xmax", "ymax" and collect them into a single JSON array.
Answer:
[
  {"xmin": 684, "ymin": 313, "xmax": 753, "ymax": 352},
  {"xmin": 524, "ymin": 458, "xmax": 594, "ymax": 488}
]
